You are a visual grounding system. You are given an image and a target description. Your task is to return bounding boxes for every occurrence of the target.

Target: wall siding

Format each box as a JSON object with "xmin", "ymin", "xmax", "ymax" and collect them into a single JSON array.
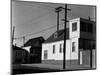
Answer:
[
  {"xmin": 42, "ymin": 37, "xmax": 79, "ymax": 60},
  {"xmin": 69, "ymin": 18, "xmax": 80, "ymax": 39}
]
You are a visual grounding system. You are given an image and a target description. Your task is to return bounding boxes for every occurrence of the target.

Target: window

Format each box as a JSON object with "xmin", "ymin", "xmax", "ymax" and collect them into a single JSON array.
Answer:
[
  {"xmin": 44, "ymin": 50, "xmax": 48, "ymax": 59},
  {"xmin": 53, "ymin": 45, "xmax": 55, "ymax": 54},
  {"xmin": 80, "ymin": 22, "xmax": 93, "ymax": 33},
  {"xmin": 79, "ymin": 38, "xmax": 93, "ymax": 50},
  {"xmin": 72, "ymin": 22, "xmax": 77, "ymax": 31},
  {"xmin": 59, "ymin": 44, "xmax": 63, "ymax": 53},
  {"xmin": 15, "ymin": 51, "xmax": 23, "ymax": 57},
  {"xmin": 80, "ymin": 22, "xmax": 87, "ymax": 32},
  {"xmin": 72, "ymin": 42, "xmax": 76, "ymax": 52},
  {"xmin": 88, "ymin": 23, "xmax": 93, "ymax": 33}
]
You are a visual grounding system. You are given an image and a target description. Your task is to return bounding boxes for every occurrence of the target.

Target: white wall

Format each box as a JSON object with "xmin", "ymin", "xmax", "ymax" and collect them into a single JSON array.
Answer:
[
  {"xmin": 69, "ymin": 18, "xmax": 80, "ymax": 39},
  {"xmin": 42, "ymin": 18, "xmax": 80, "ymax": 61},
  {"xmin": 70, "ymin": 37, "xmax": 79, "ymax": 60},
  {"xmin": 42, "ymin": 41, "xmax": 64, "ymax": 60},
  {"xmin": 42, "ymin": 37, "xmax": 79, "ymax": 60}
]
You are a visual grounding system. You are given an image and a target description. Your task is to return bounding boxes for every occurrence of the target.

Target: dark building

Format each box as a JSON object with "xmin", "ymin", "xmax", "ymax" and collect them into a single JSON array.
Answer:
[
  {"xmin": 12, "ymin": 45, "xmax": 29, "ymax": 64},
  {"xmin": 24, "ymin": 36, "xmax": 45, "ymax": 63}
]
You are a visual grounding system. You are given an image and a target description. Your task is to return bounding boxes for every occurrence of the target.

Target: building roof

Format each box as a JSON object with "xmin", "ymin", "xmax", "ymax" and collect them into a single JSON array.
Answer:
[
  {"xmin": 44, "ymin": 28, "xmax": 69, "ymax": 43},
  {"xmin": 12, "ymin": 45, "xmax": 28, "ymax": 52},
  {"xmin": 44, "ymin": 18, "xmax": 95, "ymax": 44},
  {"xmin": 80, "ymin": 18, "xmax": 95, "ymax": 24},
  {"xmin": 24, "ymin": 36, "xmax": 45, "ymax": 47}
]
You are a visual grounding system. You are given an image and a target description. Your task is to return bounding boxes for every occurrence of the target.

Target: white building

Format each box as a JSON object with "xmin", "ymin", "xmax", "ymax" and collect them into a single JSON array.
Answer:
[{"xmin": 42, "ymin": 18, "xmax": 96, "ymax": 67}]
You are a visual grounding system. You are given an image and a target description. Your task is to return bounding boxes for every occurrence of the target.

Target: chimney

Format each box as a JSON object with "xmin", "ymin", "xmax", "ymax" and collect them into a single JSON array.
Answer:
[
  {"xmin": 55, "ymin": 7, "xmax": 62, "ymax": 32},
  {"xmin": 88, "ymin": 16, "xmax": 91, "ymax": 21}
]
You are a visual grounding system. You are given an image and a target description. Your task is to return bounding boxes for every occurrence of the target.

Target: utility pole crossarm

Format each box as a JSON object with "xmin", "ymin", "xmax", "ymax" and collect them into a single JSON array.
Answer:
[
  {"xmin": 58, "ymin": 6, "xmax": 71, "ymax": 11},
  {"xmin": 55, "ymin": 7, "xmax": 62, "ymax": 12}
]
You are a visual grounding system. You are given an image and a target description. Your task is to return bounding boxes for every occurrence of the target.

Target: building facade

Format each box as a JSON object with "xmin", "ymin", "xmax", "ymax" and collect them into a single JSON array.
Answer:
[
  {"xmin": 23, "ymin": 36, "xmax": 45, "ymax": 63},
  {"xmin": 12, "ymin": 45, "xmax": 29, "ymax": 64},
  {"xmin": 42, "ymin": 18, "xmax": 96, "ymax": 68}
]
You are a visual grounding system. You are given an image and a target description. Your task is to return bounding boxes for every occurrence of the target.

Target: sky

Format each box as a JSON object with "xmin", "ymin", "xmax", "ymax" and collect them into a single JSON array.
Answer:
[{"xmin": 12, "ymin": 0, "xmax": 96, "ymax": 47}]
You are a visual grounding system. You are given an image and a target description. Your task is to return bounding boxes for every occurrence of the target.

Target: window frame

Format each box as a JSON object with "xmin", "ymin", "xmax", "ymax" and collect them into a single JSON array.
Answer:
[
  {"xmin": 53, "ymin": 45, "xmax": 55, "ymax": 54},
  {"xmin": 72, "ymin": 22, "xmax": 77, "ymax": 32},
  {"xmin": 59, "ymin": 44, "xmax": 63, "ymax": 53},
  {"xmin": 44, "ymin": 50, "xmax": 48, "ymax": 60},
  {"xmin": 72, "ymin": 42, "xmax": 76, "ymax": 52}
]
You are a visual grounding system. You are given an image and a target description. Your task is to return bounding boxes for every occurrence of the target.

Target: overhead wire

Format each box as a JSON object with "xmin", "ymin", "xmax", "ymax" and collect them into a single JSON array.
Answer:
[
  {"xmin": 14, "ymin": 22, "xmax": 64, "ymax": 40},
  {"xmin": 13, "ymin": 1, "xmax": 96, "ymax": 40},
  {"xmin": 13, "ymin": 0, "xmax": 56, "ymax": 9},
  {"xmin": 13, "ymin": 0, "xmax": 58, "ymax": 31}
]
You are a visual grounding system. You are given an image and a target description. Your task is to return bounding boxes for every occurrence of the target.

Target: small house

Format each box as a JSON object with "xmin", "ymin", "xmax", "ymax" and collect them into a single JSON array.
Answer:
[
  {"xmin": 23, "ymin": 36, "xmax": 45, "ymax": 63},
  {"xmin": 12, "ymin": 45, "xmax": 29, "ymax": 64},
  {"xmin": 42, "ymin": 18, "xmax": 96, "ymax": 68}
]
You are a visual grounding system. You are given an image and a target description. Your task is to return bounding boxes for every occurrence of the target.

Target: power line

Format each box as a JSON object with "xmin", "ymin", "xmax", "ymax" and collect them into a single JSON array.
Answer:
[
  {"xmin": 13, "ymin": 19, "xmax": 84, "ymax": 40},
  {"xmin": 13, "ymin": 0, "xmax": 57, "ymax": 27},
  {"xmin": 14, "ymin": 23, "xmax": 64, "ymax": 40},
  {"xmin": 13, "ymin": 0, "xmax": 56, "ymax": 9},
  {"xmin": 14, "ymin": 17, "xmax": 96, "ymax": 40},
  {"xmin": 22, "ymin": 10, "xmax": 54, "ymax": 26},
  {"xmin": 13, "ymin": 9, "xmax": 54, "ymax": 27}
]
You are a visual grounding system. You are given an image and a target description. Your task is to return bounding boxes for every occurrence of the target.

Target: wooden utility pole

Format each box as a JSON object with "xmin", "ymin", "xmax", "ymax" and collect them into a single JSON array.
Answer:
[
  {"xmin": 63, "ymin": 4, "xmax": 67, "ymax": 69},
  {"xmin": 63, "ymin": 4, "xmax": 71, "ymax": 69},
  {"xmin": 12, "ymin": 26, "xmax": 15, "ymax": 45},
  {"xmin": 23, "ymin": 36, "xmax": 25, "ymax": 46}
]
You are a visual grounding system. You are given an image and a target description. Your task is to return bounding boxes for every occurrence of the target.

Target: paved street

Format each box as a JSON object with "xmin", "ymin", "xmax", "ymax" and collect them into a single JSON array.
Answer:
[
  {"xmin": 12, "ymin": 63, "xmax": 93, "ymax": 75},
  {"xmin": 12, "ymin": 64, "xmax": 60, "ymax": 75}
]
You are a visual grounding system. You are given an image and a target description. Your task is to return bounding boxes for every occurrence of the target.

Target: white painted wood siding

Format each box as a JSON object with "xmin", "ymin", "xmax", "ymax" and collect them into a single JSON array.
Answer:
[
  {"xmin": 69, "ymin": 18, "xmax": 80, "ymax": 39},
  {"xmin": 42, "ymin": 37, "xmax": 79, "ymax": 60}
]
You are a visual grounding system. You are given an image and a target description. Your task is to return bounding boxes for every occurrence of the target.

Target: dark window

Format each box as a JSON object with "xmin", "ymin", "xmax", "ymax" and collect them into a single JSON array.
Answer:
[
  {"xmin": 79, "ymin": 38, "xmax": 94, "ymax": 50},
  {"xmin": 53, "ymin": 45, "xmax": 55, "ymax": 54},
  {"xmin": 80, "ymin": 22, "xmax": 93, "ymax": 33},
  {"xmin": 44, "ymin": 50, "xmax": 48, "ymax": 59},
  {"xmin": 72, "ymin": 22, "xmax": 77, "ymax": 31},
  {"xmin": 72, "ymin": 42, "xmax": 76, "ymax": 52},
  {"xmin": 59, "ymin": 44, "xmax": 62, "ymax": 53},
  {"xmin": 15, "ymin": 51, "xmax": 23, "ymax": 57},
  {"xmin": 80, "ymin": 22, "xmax": 87, "ymax": 32},
  {"xmin": 88, "ymin": 23, "xmax": 93, "ymax": 33}
]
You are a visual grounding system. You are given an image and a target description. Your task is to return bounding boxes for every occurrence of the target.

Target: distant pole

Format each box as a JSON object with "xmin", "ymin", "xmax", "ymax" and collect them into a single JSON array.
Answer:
[
  {"xmin": 12, "ymin": 26, "xmax": 15, "ymax": 45},
  {"xmin": 23, "ymin": 36, "xmax": 25, "ymax": 46},
  {"xmin": 88, "ymin": 16, "xmax": 91, "ymax": 21},
  {"xmin": 63, "ymin": 4, "xmax": 67, "ymax": 70}
]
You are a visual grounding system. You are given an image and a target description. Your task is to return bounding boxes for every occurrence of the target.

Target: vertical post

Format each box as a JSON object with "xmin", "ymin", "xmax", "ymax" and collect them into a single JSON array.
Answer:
[
  {"xmin": 57, "ymin": 11, "xmax": 59, "ymax": 32},
  {"xmin": 12, "ymin": 26, "xmax": 15, "ymax": 45},
  {"xmin": 63, "ymin": 4, "xmax": 67, "ymax": 70},
  {"xmin": 23, "ymin": 36, "xmax": 25, "ymax": 46}
]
